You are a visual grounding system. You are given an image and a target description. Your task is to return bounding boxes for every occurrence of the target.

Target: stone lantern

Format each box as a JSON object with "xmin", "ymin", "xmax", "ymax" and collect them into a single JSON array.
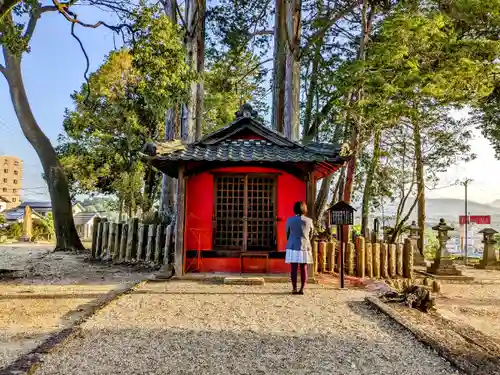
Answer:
[
  {"xmin": 475, "ymin": 228, "xmax": 500, "ymax": 269},
  {"xmin": 427, "ymin": 218, "xmax": 463, "ymax": 276},
  {"xmin": 408, "ymin": 221, "xmax": 425, "ymax": 266}
]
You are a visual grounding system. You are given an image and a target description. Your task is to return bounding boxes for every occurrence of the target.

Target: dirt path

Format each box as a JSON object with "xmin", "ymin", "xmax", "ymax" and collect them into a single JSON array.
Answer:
[
  {"xmin": 0, "ymin": 245, "xmax": 152, "ymax": 370},
  {"xmin": 33, "ymin": 281, "xmax": 461, "ymax": 375}
]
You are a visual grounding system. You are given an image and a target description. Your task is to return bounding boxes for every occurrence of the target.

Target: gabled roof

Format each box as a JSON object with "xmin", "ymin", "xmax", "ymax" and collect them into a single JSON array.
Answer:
[
  {"xmin": 142, "ymin": 103, "xmax": 348, "ymax": 178},
  {"xmin": 74, "ymin": 212, "xmax": 100, "ymax": 225}
]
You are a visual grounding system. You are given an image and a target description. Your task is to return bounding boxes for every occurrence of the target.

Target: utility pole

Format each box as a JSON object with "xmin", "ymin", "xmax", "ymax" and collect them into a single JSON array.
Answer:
[{"xmin": 462, "ymin": 178, "xmax": 472, "ymax": 265}]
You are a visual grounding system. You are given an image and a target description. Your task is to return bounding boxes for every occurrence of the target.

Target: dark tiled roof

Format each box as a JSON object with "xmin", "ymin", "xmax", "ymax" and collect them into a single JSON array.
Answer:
[
  {"xmin": 74, "ymin": 212, "xmax": 99, "ymax": 225},
  {"xmin": 156, "ymin": 140, "xmax": 343, "ymax": 163}
]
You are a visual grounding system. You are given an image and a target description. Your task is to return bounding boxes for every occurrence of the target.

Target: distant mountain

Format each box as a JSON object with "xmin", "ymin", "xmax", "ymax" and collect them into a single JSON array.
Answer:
[{"xmin": 355, "ymin": 198, "xmax": 500, "ymax": 229}]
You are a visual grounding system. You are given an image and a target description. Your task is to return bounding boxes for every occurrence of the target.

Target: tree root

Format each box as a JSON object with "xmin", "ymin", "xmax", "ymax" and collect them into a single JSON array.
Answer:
[{"xmin": 380, "ymin": 285, "xmax": 436, "ymax": 313}]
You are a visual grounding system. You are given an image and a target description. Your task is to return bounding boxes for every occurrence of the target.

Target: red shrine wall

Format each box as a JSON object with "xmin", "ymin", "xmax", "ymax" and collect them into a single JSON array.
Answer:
[{"xmin": 184, "ymin": 165, "xmax": 306, "ymax": 273}]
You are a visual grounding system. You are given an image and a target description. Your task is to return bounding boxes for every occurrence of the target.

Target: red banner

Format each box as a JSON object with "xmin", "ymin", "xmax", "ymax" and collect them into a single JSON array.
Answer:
[{"xmin": 459, "ymin": 215, "xmax": 491, "ymax": 225}]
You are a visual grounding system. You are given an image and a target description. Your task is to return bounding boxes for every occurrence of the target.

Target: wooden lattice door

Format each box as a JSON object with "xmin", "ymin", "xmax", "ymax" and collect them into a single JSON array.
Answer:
[{"xmin": 214, "ymin": 174, "xmax": 276, "ymax": 251}]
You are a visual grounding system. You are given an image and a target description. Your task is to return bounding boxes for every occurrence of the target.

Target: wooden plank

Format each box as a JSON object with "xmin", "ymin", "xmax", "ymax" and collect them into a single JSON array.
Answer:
[
  {"xmin": 155, "ymin": 224, "xmax": 164, "ymax": 264},
  {"xmin": 146, "ymin": 224, "xmax": 156, "ymax": 262},
  {"xmin": 91, "ymin": 217, "xmax": 102, "ymax": 259},
  {"xmin": 164, "ymin": 223, "xmax": 173, "ymax": 265},
  {"xmin": 137, "ymin": 224, "xmax": 147, "ymax": 261},
  {"xmin": 125, "ymin": 218, "xmax": 139, "ymax": 262},
  {"xmin": 174, "ymin": 165, "xmax": 186, "ymax": 276},
  {"xmin": 119, "ymin": 223, "xmax": 128, "ymax": 263}
]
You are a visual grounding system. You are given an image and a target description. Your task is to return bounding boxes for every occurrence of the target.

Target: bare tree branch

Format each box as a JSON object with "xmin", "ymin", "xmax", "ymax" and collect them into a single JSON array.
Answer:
[
  {"xmin": 249, "ymin": 29, "xmax": 274, "ymax": 37},
  {"xmin": 23, "ymin": 5, "xmax": 59, "ymax": 41}
]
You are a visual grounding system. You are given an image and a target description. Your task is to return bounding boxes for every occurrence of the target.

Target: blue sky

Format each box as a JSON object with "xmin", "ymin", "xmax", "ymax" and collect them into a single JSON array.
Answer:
[
  {"xmin": 0, "ymin": 6, "xmax": 118, "ymax": 201},
  {"xmin": 1, "ymin": 5, "xmax": 500, "ymax": 205}
]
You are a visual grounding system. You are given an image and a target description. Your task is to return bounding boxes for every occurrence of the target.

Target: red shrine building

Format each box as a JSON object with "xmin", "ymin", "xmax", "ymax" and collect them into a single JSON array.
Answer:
[{"xmin": 145, "ymin": 104, "xmax": 346, "ymax": 275}]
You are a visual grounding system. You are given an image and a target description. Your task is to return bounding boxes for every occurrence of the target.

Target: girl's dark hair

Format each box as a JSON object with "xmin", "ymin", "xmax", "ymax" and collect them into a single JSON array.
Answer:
[{"xmin": 293, "ymin": 201, "xmax": 308, "ymax": 215}]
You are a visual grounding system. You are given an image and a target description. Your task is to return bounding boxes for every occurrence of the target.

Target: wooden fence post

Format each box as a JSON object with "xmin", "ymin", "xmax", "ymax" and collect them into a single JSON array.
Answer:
[
  {"xmin": 113, "ymin": 223, "xmax": 123, "ymax": 261},
  {"xmin": 164, "ymin": 223, "xmax": 173, "ymax": 265},
  {"xmin": 125, "ymin": 218, "xmax": 139, "ymax": 263},
  {"xmin": 396, "ymin": 243, "xmax": 404, "ymax": 277},
  {"xmin": 356, "ymin": 236, "xmax": 365, "ymax": 278},
  {"xmin": 403, "ymin": 238, "xmax": 414, "ymax": 279},
  {"xmin": 380, "ymin": 243, "xmax": 389, "ymax": 279},
  {"xmin": 91, "ymin": 217, "xmax": 102, "ymax": 259},
  {"xmin": 326, "ymin": 241, "xmax": 335, "ymax": 273},
  {"xmin": 388, "ymin": 244, "xmax": 397, "ymax": 278},
  {"xmin": 155, "ymin": 225, "xmax": 165, "ymax": 264},
  {"xmin": 107, "ymin": 223, "xmax": 117, "ymax": 260},
  {"xmin": 101, "ymin": 221, "xmax": 109, "ymax": 259},
  {"xmin": 312, "ymin": 241, "xmax": 318, "ymax": 275},
  {"xmin": 146, "ymin": 224, "xmax": 157, "ymax": 263},
  {"xmin": 346, "ymin": 242, "xmax": 355, "ymax": 275},
  {"xmin": 137, "ymin": 224, "xmax": 147, "ymax": 261},
  {"xmin": 365, "ymin": 242, "xmax": 373, "ymax": 278},
  {"xmin": 118, "ymin": 223, "xmax": 128, "ymax": 262},
  {"xmin": 373, "ymin": 243, "xmax": 381, "ymax": 279}
]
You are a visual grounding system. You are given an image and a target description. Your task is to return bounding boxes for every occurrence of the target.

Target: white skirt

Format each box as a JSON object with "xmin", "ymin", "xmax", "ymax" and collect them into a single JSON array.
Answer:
[{"xmin": 285, "ymin": 249, "xmax": 313, "ymax": 264}]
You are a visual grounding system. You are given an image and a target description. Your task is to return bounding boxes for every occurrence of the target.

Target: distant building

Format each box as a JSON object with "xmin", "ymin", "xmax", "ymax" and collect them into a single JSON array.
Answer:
[
  {"xmin": 0, "ymin": 156, "xmax": 22, "ymax": 210},
  {"xmin": 3, "ymin": 200, "xmax": 85, "ymax": 222},
  {"xmin": 74, "ymin": 212, "xmax": 100, "ymax": 240}
]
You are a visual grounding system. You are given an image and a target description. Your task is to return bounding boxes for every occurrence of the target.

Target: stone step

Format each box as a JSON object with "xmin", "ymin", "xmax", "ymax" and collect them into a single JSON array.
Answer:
[{"xmin": 223, "ymin": 276, "xmax": 265, "ymax": 285}]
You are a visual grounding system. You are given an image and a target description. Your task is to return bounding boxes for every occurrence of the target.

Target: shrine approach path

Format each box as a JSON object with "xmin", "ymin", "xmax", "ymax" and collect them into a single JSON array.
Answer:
[{"xmin": 33, "ymin": 281, "xmax": 461, "ymax": 375}]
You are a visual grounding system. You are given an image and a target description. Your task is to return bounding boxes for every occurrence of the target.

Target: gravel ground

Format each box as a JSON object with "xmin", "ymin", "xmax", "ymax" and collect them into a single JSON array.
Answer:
[
  {"xmin": 437, "ymin": 282, "xmax": 500, "ymax": 339},
  {"xmin": 0, "ymin": 245, "xmax": 151, "ymax": 370},
  {"xmin": 34, "ymin": 282, "xmax": 461, "ymax": 375}
]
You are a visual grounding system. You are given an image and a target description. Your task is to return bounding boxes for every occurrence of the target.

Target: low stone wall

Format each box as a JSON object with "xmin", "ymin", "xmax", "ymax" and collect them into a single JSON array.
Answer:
[
  {"xmin": 90, "ymin": 217, "xmax": 173, "ymax": 267},
  {"xmin": 313, "ymin": 237, "xmax": 414, "ymax": 280}
]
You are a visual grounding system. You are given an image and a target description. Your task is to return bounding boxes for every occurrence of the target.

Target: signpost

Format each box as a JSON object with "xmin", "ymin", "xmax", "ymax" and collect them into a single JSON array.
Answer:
[
  {"xmin": 459, "ymin": 215, "xmax": 491, "ymax": 225},
  {"xmin": 327, "ymin": 201, "xmax": 356, "ymax": 289}
]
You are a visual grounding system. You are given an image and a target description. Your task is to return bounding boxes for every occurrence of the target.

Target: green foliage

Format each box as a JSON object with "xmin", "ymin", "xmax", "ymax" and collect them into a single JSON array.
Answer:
[
  {"xmin": 0, "ymin": 214, "xmax": 5, "ymax": 225},
  {"xmin": 424, "ymin": 228, "xmax": 439, "ymax": 260},
  {"xmin": 4, "ymin": 222, "xmax": 21, "ymax": 239},
  {"xmin": 57, "ymin": 7, "xmax": 192, "ymax": 214},
  {"xmin": 32, "ymin": 213, "xmax": 55, "ymax": 241}
]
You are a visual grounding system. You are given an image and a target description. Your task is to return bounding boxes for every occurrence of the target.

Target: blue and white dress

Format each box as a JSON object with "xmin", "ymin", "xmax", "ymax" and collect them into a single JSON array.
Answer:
[{"xmin": 284, "ymin": 215, "xmax": 314, "ymax": 264}]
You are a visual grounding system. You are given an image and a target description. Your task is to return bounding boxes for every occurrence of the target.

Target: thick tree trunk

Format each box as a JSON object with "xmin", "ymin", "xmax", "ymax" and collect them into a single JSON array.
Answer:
[
  {"xmin": 160, "ymin": 0, "xmax": 179, "ymax": 215},
  {"xmin": 361, "ymin": 130, "xmax": 381, "ymax": 234},
  {"xmin": 195, "ymin": 0, "xmax": 206, "ymax": 141},
  {"xmin": 2, "ymin": 50, "xmax": 83, "ymax": 251},
  {"xmin": 303, "ymin": 42, "xmax": 321, "ymax": 139},
  {"xmin": 271, "ymin": 0, "xmax": 286, "ymax": 133},
  {"xmin": 182, "ymin": 0, "xmax": 198, "ymax": 143},
  {"xmin": 283, "ymin": 0, "xmax": 301, "ymax": 141},
  {"xmin": 413, "ymin": 120, "xmax": 425, "ymax": 254}
]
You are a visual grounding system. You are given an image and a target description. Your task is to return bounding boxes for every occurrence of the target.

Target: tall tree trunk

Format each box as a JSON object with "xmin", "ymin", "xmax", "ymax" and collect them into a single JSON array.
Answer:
[
  {"xmin": 160, "ymin": 0, "xmax": 179, "ymax": 215},
  {"xmin": 361, "ymin": 130, "xmax": 381, "ymax": 234},
  {"xmin": 182, "ymin": 0, "xmax": 198, "ymax": 143},
  {"xmin": 342, "ymin": 0, "xmax": 371, "ymax": 204},
  {"xmin": 303, "ymin": 42, "xmax": 321, "ymax": 139},
  {"xmin": 2, "ymin": 50, "xmax": 83, "ymax": 251},
  {"xmin": 283, "ymin": 0, "xmax": 301, "ymax": 141},
  {"xmin": 195, "ymin": 0, "xmax": 206, "ymax": 141},
  {"xmin": 271, "ymin": 0, "xmax": 286, "ymax": 133},
  {"xmin": 413, "ymin": 120, "xmax": 425, "ymax": 254}
]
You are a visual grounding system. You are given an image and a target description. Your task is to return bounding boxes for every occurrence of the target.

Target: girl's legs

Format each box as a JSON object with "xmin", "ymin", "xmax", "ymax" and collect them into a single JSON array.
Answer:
[
  {"xmin": 299, "ymin": 263, "xmax": 308, "ymax": 292},
  {"xmin": 290, "ymin": 263, "xmax": 299, "ymax": 292}
]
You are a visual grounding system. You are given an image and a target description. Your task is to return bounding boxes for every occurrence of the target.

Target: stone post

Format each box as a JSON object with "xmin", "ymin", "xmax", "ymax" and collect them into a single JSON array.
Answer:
[
  {"xmin": 396, "ymin": 243, "xmax": 404, "ymax": 277},
  {"xmin": 137, "ymin": 224, "xmax": 147, "ymax": 261},
  {"xmin": 373, "ymin": 243, "xmax": 380, "ymax": 278},
  {"xmin": 145, "ymin": 224, "xmax": 157, "ymax": 263},
  {"xmin": 155, "ymin": 225, "xmax": 165, "ymax": 264},
  {"xmin": 380, "ymin": 243, "xmax": 389, "ymax": 279},
  {"xmin": 118, "ymin": 223, "xmax": 128, "ymax": 262},
  {"xmin": 326, "ymin": 241, "xmax": 335, "ymax": 273},
  {"xmin": 475, "ymin": 228, "xmax": 500, "ymax": 269},
  {"xmin": 388, "ymin": 244, "xmax": 397, "ymax": 278},
  {"xmin": 403, "ymin": 238, "xmax": 414, "ymax": 279},
  {"xmin": 427, "ymin": 218, "xmax": 462, "ymax": 276},
  {"xmin": 163, "ymin": 223, "xmax": 174, "ymax": 265},
  {"xmin": 113, "ymin": 223, "xmax": 123, "ymax": 261},
  {"xmin": 125, "ymin": 218, "xmax": 139, "ymax": 263},
  {"xmin": 20, "ymin": 205, "xmax": 33, "ymax": 242},
  {"xmin": 356, "ymin": 236, "xmax": 365, "ymax": 278},
  {"xmin": 346, "ymin": 242, "xmax": 355, "ymax": 275},
  {"xmin": 92, "ymin": 218, "xmax": 104, "ymax": 259},
  {"xmin": 101, "ymin": 221, "xmax": 109, "ymax": 259},
  {"xmin": 365, "ymin": 242, "xmax": 373, "ymax": 278},
  {"xmin": 408, "ymin": 220, "xmax": 425, "ymax": 266}
]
